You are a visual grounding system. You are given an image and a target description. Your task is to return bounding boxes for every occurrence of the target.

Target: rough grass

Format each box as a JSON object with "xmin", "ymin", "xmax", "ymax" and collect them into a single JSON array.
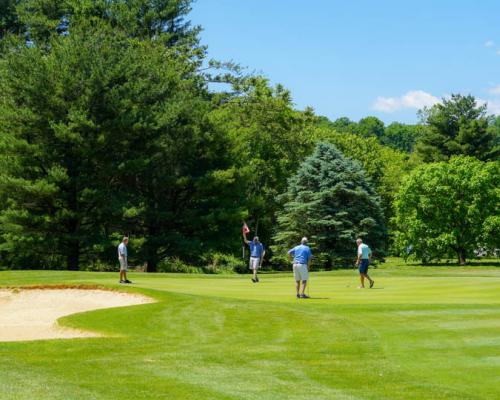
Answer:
[{"xmin": 0, "ymin": 257, "xmax": 499, "ymax": 399}]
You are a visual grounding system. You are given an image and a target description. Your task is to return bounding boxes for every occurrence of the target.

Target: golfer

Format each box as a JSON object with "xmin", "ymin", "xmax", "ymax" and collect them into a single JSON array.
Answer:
[
  {"xmin": 118, "ymin": 237, "xmax": 132, "ymax": 284},
  {"xmin": 243, "ymin": 231, "xmax": 265, "ymax": 283},
  {"xmin": 288, "ymin": 237, "xmax": 312, "ymax": 299},
  {"xmin": 356, "ymin": 238, "xmax": 374, "ymax": 288}
]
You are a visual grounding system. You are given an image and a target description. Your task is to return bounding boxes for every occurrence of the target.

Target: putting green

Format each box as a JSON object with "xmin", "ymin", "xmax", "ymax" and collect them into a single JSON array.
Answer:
[{"xmin": 0, "ymin": 260, "xmax": 499, "ymax": 399}]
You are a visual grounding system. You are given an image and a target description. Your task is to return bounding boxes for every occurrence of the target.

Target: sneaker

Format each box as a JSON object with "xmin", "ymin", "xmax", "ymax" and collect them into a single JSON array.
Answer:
[
  {"xmin": 296, "ymin": 293, "xmax": 300, "ymax": 299},
  {"xmin": 251, "ymin": 278, "xmax": 256, "ymax": 283},
  {"xmin": 119, "ymin": 280, "xmax": 125, "ymax": 284},
  {"xmin": 370, "ymin": 280, "xmax": 375, "ymax": 288},
  {"xmin": 255, "ymin": 276, "xmax": 259, "ymax": 282},
  {"xmin": 124, "ymin": 279, "xmax": 132, "ymax": 284},
  {"xmin": 300, "ymin": 294, "xmax": 310, "ymax": 299}
]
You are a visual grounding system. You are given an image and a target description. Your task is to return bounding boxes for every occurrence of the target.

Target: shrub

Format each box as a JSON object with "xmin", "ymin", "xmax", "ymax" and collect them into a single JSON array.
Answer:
[
  {"xmin": 157, "ymin": 257, "xmax": 203, "ymax": 274},
  {"xmin": 202, "ymin": 253, "xmax": 247, "ymax": 274}
]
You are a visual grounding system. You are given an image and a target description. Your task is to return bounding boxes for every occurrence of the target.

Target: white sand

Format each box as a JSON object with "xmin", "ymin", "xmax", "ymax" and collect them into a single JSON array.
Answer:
[{"xmin": 0, "ymin": 288, "xmax": 154, "ymax": 342}]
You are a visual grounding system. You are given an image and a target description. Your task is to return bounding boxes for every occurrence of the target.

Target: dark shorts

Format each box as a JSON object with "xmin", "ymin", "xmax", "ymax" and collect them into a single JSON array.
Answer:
[{"xmin": 359, "ymin": 259, "xmax": 369, "ymax": 274}]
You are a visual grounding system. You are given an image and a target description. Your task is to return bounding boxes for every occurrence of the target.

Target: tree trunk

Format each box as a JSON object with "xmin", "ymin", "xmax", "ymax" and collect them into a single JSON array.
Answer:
[
  {"xmin": 145, "ymin": 225, "xmax": 158, "ymax": 272},
  {"xmin": 457, "ymin": 248, "xmax": 466, "ymax": 265},
  {"xmin": 146, "ymin": 254, "xmax": 158, "ymax": 273},
  {"xmin": 67, "ymin": 240, "xmax": 80, "ymax": 271}
]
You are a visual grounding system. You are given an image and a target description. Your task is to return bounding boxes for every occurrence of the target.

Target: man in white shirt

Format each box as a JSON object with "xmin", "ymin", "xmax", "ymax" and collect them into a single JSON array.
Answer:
[
  {"xmin": 118, "ymin": 237, "xmax": 131, "ymax": 284},
  {"xmin": 356, "ymin": 238, "xmax": 374, "ymax": 289}
]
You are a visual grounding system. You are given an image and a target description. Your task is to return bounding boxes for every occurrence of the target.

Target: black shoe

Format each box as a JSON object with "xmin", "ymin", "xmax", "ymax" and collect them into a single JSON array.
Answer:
[
  {"xmin": 300, "ymin": 294, "xmax": 310, "ymax": 299},
  {"xmin": 255, "ymin": 277, "xmax": 259, "ymax": 282},
  {"xmin": 124, "ymin": 279, "xmax": 132, "ymax": 284},
  {"xmin": 119, "ymin": 280, "xmax": 125, "ymax": 284},
  {"xmin": 251, "ymin": 278, "xmax": 256, "ymax": 283},
  {"xmin": 370, "ymin": 280, "xmax": 374, "ymax": 288},
  {"xmin": 296, "ymin": 293, "xmax": 300, "ymax": 298}
]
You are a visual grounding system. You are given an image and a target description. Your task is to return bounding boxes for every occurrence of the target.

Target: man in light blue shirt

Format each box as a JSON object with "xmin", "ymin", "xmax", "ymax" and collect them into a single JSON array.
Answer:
[
  {"xmin": 356, "ymin": 238, "xmax": 374, "ymax": 288},
  {"xmin": 243, "ymin": 231, "xmax": 265, "ymax": 283},
  {"xmin": 118, "ymin": 237, "xmax": 132, "ymax": 284},
  {"xmin": 288, "ymin": 237, "xmax": 312, "ymax": 299}
]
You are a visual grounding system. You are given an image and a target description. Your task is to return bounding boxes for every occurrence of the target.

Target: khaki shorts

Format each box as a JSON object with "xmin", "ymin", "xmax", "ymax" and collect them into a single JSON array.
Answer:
[
  {"xmin": 249, "ymin": 257, "xmax": 261, "ymax": 270},
  {"xmin": 119, "ymin": 256, "xmax": 128, "ymax": 271},
  {"xmin": 293, "ymin": 263, "xmax": 309, "ymax": 281}
]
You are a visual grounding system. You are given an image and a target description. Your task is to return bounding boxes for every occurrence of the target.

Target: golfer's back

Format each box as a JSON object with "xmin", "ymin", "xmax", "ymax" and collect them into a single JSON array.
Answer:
[{"xmin": 292, "ymin": 244, "xmax": 311, "ymax": 264}]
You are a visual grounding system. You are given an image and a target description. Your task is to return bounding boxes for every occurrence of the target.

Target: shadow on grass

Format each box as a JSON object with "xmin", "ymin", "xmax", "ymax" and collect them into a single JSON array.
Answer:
[{"xmin": 405, "ymin": 259, "xmax": 500, "ymax": 268}]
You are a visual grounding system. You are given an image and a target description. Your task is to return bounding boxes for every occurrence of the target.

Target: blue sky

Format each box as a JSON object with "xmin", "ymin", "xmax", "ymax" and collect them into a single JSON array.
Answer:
[{"xmin": 189, "ymin": 0, "xmax": 500, "ymax": 124}]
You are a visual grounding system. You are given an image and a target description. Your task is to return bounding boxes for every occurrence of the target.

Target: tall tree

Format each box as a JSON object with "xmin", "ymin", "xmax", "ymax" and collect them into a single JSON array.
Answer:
[
  {"xmin": 209, "ymin": 77, "xmax": 316, "ymax": 251},
  {"xmin": 394, "ymin": 156, "xmax": 500, "ymax": 264},
  {"xmin": 273, "ymin": 143, "xmax": 386, "ymax": 268},
  {"xmin": 416, "ymin": 94, "xmax": 500, "ymax": 161},
  {"xmin": 0, "ymin": 19, "xmax": 233, "ymax": 270}
]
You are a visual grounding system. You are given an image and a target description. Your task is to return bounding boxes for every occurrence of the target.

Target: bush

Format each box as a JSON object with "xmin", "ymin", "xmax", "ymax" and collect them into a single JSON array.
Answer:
[
  {"xmin": 81, "ymin": 261, "xmax": 117, "ymax": 272},
  {"xmin": 157, "ymin": 257, "xmax": 203, "ymax": 274},
  {"xmin": 202, "ymin": 253, "xmax": 247, "ymax": 274}
]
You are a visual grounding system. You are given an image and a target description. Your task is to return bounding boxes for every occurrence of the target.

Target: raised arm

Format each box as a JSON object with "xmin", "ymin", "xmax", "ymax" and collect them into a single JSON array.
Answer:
[{"xmin": 242, "ymin": 231, "xmax": 250, "ymax": 245}]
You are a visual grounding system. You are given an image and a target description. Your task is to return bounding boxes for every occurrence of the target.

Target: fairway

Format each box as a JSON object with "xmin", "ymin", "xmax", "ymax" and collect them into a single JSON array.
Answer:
[{"xmin": 1, "ymin": 261, "xmax": 500, "ymax": 399}]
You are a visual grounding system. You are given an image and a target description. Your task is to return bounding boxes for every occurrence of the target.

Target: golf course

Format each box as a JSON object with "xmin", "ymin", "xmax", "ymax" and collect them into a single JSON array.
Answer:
[{"xmin": 1, "ymin": 258, "xmax": 499, "ymax": 400}]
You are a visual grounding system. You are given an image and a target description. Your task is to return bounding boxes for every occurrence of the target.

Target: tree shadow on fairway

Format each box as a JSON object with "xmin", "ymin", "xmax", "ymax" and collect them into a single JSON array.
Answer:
[{"xmin": 407, "ymin": 259, "xmax": 500, "ymax": 268}]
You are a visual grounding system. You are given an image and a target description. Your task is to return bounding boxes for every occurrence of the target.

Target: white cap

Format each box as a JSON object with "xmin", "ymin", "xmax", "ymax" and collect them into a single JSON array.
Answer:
[{"xmin": 301, "ymin": 237, "xmax": 308, "ymax": 244}]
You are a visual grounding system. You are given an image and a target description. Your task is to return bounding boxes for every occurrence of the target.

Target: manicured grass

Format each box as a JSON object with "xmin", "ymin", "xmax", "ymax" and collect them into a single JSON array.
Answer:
[{"xmin": 1, "ymin": 258, "xmax": 500, "ymax": 399}]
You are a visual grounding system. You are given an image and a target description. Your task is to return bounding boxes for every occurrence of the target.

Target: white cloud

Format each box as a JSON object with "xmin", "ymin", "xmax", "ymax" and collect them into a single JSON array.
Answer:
[
  {"xmin": 478, "ymin": 98, "xmax": 500, "ymax": 115},
  {"xmin": 484, "ymin": 40, "xmax": 494, "ymax": 47},
  {"xmin": 372, "ymin": 90, "xmax": 440, "ymax": 113},
  {"xmin": 487, "ymin": 85, "xmax": 500, "ymax": 95}
]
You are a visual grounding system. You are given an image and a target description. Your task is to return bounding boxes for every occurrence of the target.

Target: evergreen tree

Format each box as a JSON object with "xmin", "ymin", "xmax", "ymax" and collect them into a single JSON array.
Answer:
[
  {"xmin": 273, "ymin": 143, "xmax": 387, "ymax": 268},
  {"xmin": 0, "ymin": 19, "xmax": 239, "ymax": 270},
  {"xmin": 416, "ymin": 94, "xmax": 500, "ymax": 161}
]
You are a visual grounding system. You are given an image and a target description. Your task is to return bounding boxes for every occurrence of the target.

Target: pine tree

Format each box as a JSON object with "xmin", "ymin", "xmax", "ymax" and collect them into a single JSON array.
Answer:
[
  {"xmin": 416, "ymin": 94, "xmax": 500, "ymax": 162},
  {"xmin": 273, "ymin": 143, "xmax": 387, "ymax": 268}
]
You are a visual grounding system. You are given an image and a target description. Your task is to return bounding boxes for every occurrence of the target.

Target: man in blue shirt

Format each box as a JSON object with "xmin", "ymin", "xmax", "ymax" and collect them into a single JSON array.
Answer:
[
  {"xmin": 288, "ymin": 237, "xmax": 312, "ymax": 299},
  {"xmin": 356, "ymin": 238, "xmax": 374, "ymax": 288},
  {"xmin": 243, "ymin": 231, "xmax": 265, "ymax": 283}
]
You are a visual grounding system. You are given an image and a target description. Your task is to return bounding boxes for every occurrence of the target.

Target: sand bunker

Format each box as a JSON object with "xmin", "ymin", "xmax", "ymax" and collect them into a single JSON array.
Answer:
[{"xmin": 0, "ymin": 288, "xmax": 154, "ymax": 342}]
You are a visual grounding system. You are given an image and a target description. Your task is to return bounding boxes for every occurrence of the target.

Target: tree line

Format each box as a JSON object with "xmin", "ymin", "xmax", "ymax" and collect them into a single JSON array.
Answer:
[{"xmin": 0, "ymin": 0, "xmax": 498, "ymax": 271}]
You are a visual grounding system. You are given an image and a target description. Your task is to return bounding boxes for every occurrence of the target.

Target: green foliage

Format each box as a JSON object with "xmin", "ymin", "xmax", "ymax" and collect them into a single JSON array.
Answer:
[
  {"xmin": 416, "ymin": 94, "xmax": 500, "ymax": 161},
  {"xmin": 157, "ymin": 257, "xmax": 202, "ymax": 273},
  {"xmin": 209, "ymin": 77, "xmax": 317, "ymax": 250},
  {"xmin": 273, "ymin": 143, "xmax": 387, "ymax": 268},
  {"xmin": 319, "ymin": 115, "xmax": 385, "ymax": 138},
  {"xmin": 0, "ymin": 8, "xmax": 241, "ymax": 271},
  {"xmin": 394, "ymin": 156, "xmax": 500, "ymax": 264},
  {"xmin": 357, "ymin": 116, "xmax": 385, "ymax": 138},
  {"xmin": 313, "ymin": 127, "xmax": 421, "ymax": 222},
  {"xmin": 201, "ymin": 252, "xmax": 246, "ymax": 274},
  {"xmin": 381, "ymin": 122, "xmax": 426, "ymax": 153}
]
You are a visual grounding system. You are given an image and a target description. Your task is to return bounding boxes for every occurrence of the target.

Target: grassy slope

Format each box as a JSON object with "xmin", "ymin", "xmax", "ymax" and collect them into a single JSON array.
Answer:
[{"xmin": 0, "ymin": 258, "xmax": 499, "ymax": 399}]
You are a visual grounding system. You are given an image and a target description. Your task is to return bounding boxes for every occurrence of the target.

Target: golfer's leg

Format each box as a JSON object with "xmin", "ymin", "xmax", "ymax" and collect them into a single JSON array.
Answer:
[
  {"xmin": 359, "ymin": 274, "xmax": 365, "ymax": 288},
  {"xmin": 253, "ymin": 268, "xmax": 257, "ymax": 279},
  {"xmin": 296, "ymin": 280, "xmax": 301, "ymax": 295},
  {"xmin": 301, "ymin": 280, "xmax": 307, "ymax": 295},
  {"xmin": 366, "ymin": 273, "xmax": 373, "ymax": 284}
]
